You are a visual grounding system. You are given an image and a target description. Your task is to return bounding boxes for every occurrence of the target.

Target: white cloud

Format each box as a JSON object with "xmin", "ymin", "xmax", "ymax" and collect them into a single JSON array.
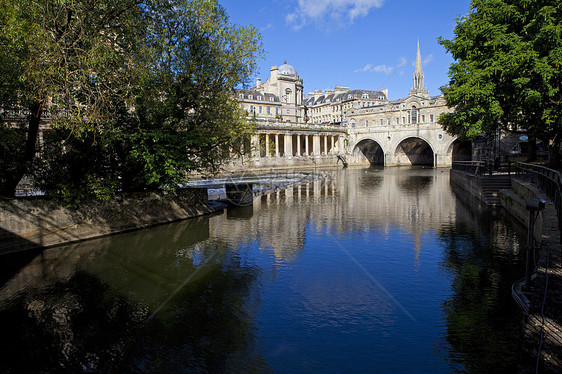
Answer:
[
  {"xmin": 423, "ymin": 53, "xmax": 434, "ymax": 65},
  {"xmin": 286, "ymin": 0, "xmax": 386, "ymax": 30},
  {"xmin": 355, "ymin": 57, "xmax": 407, "ymax": 75},
  {"xmin": 260, "ymin": 23, "xmax": 274, "ymax": 31}
]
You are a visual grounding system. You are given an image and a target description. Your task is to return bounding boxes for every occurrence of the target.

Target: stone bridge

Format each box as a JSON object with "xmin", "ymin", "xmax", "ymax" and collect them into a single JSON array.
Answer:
[{"xmin": 348, "ymin": 122, "xmax": 470, "ymax": 168}]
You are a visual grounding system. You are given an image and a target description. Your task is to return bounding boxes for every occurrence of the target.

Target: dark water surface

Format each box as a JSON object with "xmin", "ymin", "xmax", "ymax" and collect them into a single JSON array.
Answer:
[{"xmin": 0, "ymin": 167, "xmax": 527, "ymax": 373}]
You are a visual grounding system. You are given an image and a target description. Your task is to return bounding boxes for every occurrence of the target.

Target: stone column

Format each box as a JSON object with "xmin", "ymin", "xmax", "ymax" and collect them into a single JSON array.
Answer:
[
  {"xmin": 313, "ymin": 135, "xmax": 321, "ymax": 156},
  {"xmin": 284, "ymin": 134, "xmax": 292, "ymax": 157},
  {"xmin": 275, "ymin": 134, "xmax": 279, "ymax": 157},
  {"xmin": 324, "ymin": 136, "xmax": 328, "ymax": 156},
  {"xmin": 297, "ymin": 135, "xmax": 301, "ymax": 156},
  {"xmin": 330, "ymin": 136, "xmax": 335, "ymax": 155},
  {"xmin": 265, "ymin": 134, "xmax": 270, "ymax": 157},
  {"xmin": 251, "ymin": 135, "xmax": 260, "ymax": 159},
  {"xmin": 305, "ymin": 135, "xmax": 309, "ymax": 156}
]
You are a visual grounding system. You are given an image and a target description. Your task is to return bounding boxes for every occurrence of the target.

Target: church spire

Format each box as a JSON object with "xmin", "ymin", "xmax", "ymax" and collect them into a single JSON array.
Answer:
[{"xmin": 410, "ymin": 40, "xmax": 429, "ymax": 97}]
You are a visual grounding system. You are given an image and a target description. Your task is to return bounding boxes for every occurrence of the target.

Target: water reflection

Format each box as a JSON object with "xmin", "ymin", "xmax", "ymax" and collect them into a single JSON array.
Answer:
[
  {"xmin": 0, "ymin": 167, "xmax": 526, "ymax": 373},
  {"xmin": 0, "ymin": 218, "xmax": 269, "ymax": 373}
]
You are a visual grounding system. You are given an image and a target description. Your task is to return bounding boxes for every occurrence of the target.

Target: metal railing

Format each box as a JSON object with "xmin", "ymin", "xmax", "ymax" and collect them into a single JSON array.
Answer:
[
  {"xmin": 514, "ymin": 162, "xmax": 562, "ymax": 241},
  {"xmin": 451, "ymin": 161, "xmax": 488, "ymax": 175}
]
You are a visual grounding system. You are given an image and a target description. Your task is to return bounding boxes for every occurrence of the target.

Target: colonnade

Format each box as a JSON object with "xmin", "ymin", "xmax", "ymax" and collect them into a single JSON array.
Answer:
[{"xmin": 251, "ymin": 133, "xmax": 343, "ymax": 159}]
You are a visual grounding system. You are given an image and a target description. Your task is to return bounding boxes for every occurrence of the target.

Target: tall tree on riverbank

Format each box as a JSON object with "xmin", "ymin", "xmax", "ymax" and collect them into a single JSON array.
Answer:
[
  {"xmin": 438, "ymin": 0, "xmax": 562, "ymax": 166},
  {"xmin": 0, "ymin": 0, "xmax": 262, "ymax": 199}
]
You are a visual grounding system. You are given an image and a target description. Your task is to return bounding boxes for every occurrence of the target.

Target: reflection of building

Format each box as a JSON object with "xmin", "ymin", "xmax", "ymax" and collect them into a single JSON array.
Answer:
[{"xmin": 233, "ymin": 43, "xmax": 465, "ymax": 169}]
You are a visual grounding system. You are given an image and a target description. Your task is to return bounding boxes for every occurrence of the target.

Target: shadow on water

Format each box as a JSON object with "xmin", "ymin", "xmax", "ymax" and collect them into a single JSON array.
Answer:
[
  {"xmin": 439, "ymin": 182, "xmax": 528, "ymax": 373},
  {"xmin": 0, "ymin": 216, "xmax": 270, "ymax": 373}
]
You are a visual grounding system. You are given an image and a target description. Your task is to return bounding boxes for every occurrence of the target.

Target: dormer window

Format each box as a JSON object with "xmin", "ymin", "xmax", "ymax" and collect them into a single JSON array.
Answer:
[
  {"xmin": 257, "ymin": 96, "xmax": 262, "ymax": 101},
  {"xmin": 238, "ymin": 94, "xmax": 244, "ymax": 99},
  {"xmin": 248, "ymin": 95, "xmax": 253, "ymax": 100},
  {"xmin": 362, "ymin": 93, "xmax": 369, "ymax": 99},
  {"xmin": 269, "ymin": 97, "xmax": 274, "ymax": 102}
]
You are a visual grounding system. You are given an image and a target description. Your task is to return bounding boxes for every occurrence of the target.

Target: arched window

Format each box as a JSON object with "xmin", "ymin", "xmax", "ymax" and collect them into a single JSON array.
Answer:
[{"xmin": 411, "ymin": 105, "xmax": 418, "ymax": 124}]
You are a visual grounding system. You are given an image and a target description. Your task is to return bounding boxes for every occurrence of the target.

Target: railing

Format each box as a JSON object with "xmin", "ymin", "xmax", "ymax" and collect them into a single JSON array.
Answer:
[
  {"xmin": 451, "ymin": 161, "xmax": 488, "ymax": 175},
  {"xmin": 514, "ymin": 162, "xmax": 562, "ymax": 241}
]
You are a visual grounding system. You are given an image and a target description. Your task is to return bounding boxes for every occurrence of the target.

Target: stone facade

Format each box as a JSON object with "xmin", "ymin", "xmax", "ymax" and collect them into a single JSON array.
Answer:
[{"xmin": 233, "ymin": 43, "xmax": 462, "ymax": 169}]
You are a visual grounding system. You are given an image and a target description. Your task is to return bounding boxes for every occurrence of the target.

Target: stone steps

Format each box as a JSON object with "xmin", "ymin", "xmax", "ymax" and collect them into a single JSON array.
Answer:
[{"xmin": 481, "ymin": 175, "xmax": 512, "ymax": 206}]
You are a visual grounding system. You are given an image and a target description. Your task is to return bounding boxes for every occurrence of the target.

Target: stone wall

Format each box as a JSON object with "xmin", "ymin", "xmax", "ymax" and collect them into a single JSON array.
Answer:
[
  {"xmin": 449, "ymin": 169, "xmax": 487, "ymax": 205},
  {"xmin": 499, "ymin": 180, "xmax": 544, "ymax": 242},
  {"xmin": 0, "ymin": 188, "xmax": 213, "ymax": 254}
]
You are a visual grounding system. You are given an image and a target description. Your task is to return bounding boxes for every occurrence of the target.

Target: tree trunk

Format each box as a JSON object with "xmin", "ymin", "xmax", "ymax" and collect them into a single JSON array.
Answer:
[
  {"xmin": 548, "ymin": 135, "xmax": 561, "ymax": 170},
  {"xmin": 526, "ymin": 137, "xmax": 537, "ymax": 163},
  {"xmin": 0, "ymin": 101, "xmax": 43, "ymax": 198}
]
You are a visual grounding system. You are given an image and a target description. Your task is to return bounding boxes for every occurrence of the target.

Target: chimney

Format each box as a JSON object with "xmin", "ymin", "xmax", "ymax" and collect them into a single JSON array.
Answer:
[{"xmin": 256, "ymin": 78, "xmax": 262, "ymax": 87}]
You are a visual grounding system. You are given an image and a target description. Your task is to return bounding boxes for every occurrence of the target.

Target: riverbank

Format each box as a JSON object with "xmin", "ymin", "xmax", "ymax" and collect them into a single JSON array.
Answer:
[
  {"xmin": 451, "ymin": 169, "xmax": 562, "ymax": 372},
  {"xmin": 0, "ymin": 189, "xmax": 218, "ymax": 255},
  {"xmin": 516, "ymin": 185, "xmax": 562, "ymax": 373}
]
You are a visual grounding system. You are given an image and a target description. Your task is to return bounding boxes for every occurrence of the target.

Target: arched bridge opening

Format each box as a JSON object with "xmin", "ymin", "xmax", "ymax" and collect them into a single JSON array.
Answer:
[
  {"xmin": 353, "ymin": 139, "xmax": 384, "ymax": 166},
  {"xmin": 395, "ymin": 137, "xmax": 434, "ymax": 166},
  {"xmin": 449, "ymin": 139, "xmax": 472, "ymax": 162}
]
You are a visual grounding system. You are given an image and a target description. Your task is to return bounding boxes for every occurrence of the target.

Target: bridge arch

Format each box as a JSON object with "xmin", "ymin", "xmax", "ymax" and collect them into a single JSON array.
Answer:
[
  {"xmin": 446, "ymin": 138, "xmax": 472, "ymax": 162},
  {"xmin": 394, "ymin": 136, "xmax": 435, "ymax": 166},
  {"xmin": 352, "ymin": 138, "xmax": 384, "ymax": 165}
]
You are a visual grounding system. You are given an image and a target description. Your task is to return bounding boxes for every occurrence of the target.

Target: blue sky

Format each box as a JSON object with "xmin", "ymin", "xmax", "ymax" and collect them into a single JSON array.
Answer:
[{"xmin": 220, "ymin": 0, "xmax": 471, "ymax": 100}]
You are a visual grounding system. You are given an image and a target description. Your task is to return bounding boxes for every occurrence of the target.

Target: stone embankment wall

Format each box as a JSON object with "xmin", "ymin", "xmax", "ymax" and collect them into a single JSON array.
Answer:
[
  {"xmin": 0, "ymin": 188, "xmax": 214, "ymax": 255},
  {"xmin": 449, "ymin": 169, "xmax": 487, "ymax": 205},
  {"xmin": 499, "ymin": 180, "xmax": 544, "ymax": 242}
]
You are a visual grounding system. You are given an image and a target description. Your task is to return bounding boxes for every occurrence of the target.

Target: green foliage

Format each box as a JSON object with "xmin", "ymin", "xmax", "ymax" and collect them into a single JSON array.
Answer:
[
  {"xmin": 439, "ymin": 0, "xmax": 562, "ymax": 163},
  {"xmin": 0, "ymin": 0, "xmax": 263, "ymax": 200}
]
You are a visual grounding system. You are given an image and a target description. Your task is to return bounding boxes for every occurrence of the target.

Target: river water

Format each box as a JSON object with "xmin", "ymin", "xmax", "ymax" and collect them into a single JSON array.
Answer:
[{"xmin": 0, "ymin": 167, "xmax": 527, "ymax": 373}]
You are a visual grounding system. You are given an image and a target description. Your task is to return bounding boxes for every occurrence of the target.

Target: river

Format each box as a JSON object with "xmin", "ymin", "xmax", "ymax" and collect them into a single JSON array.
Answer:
[{"xmin": 0, "ymin": 167, "xmax": 527, "ymax": 373}]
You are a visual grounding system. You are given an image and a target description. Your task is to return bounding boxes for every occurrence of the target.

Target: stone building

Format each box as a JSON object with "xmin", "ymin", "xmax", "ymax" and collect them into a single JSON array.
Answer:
[{"xmin": 233, "ymin": 42, "xmax": 464, "ymax": 169}]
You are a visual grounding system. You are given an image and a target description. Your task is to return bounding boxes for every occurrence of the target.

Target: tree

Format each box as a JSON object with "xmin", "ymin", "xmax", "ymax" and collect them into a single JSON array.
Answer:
[
  {"xmin": 438, "ymin": 0, "xmax": 562, "ymax": 166},
  {"xmin": 0, "ymin": 0, "xmax": 263, "ymax": 199},
  {"xmin": 0, "ymin": 0, "xmax": 153, "ymax": 197}
]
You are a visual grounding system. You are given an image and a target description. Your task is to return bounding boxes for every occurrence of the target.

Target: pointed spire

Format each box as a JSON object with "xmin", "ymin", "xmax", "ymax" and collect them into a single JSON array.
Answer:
[
  {"xmin": 415, "ymin": 40, "xmax": 423, "ymax": 74},
  {"xmin": 410, "ymin": 40, "xmax": 429, "ymax": 97}
]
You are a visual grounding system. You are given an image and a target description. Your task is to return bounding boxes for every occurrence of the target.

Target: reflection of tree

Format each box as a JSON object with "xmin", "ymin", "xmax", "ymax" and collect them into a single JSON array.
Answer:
[
  {"xmin": 396, "ymin": 175, "xmax": 432, "ymax": 193},
  {"xmin": 438, "ymin": 219, "xmax": 525, "ymax": 373},
  {"xmin": 0, "ymin": 233, "xmax": 269, "ymax": 373}
]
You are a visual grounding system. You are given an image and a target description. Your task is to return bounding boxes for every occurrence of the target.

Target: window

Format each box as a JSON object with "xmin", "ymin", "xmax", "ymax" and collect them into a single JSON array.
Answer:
[
  {"xmin": 275, "ymin": 108, "xmax": 279, "ymax": 115},
  {"xmin": 267, "ymin": 107, "xmax": 271, "ymax": 115},
  {"xmin": 238, "ymin": 94, "xmax": 244, "ymax": 99},
  {"xmin": 422, "ymin": 115, "xmax": 425, "ymax": 123},
  {"xmin": 402, "ymin": 117, "xmax": 406, "ymax": 124},
  {"xmin": 362, "ymin": 93, "xmax": 369, "ymax": 99},
  {"xmin": 388, "ymin": 119, "xmax": 391, "ymax": 126},
  {"xmin": 240, "ymin": 104, "xmax": 244, "ymax": 110},
  {"xmin": 380, "ymin": 119, "xmax": 384, "ymax": 126},
  {"xmin": 249, "ymin": 105, "xmax": 253, "ymax": 112},
  {"xmin": 259, "ymin": 106, "xmax": 262, "ymax": 113},
  {"xmin": 257, "ymin": 96, "xmax": 261, "ymax": 101},
  {"xmin": 248, "ymin": 95, "xmax": 253, "ymax": 100},
  {"xmin": 430, "ymin": 114, "xmax": 434, "ymax": 122},
  {"xmin": 411, "ymin": 106, "xmax": 418, "ymax": 124},
  {"xmin": 396, "ymin": 118, "xmax": 399, "ymax": 125},
  {"xmin": 269, "ymin": 97, "xmax": 274, "ymax": 102}
]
